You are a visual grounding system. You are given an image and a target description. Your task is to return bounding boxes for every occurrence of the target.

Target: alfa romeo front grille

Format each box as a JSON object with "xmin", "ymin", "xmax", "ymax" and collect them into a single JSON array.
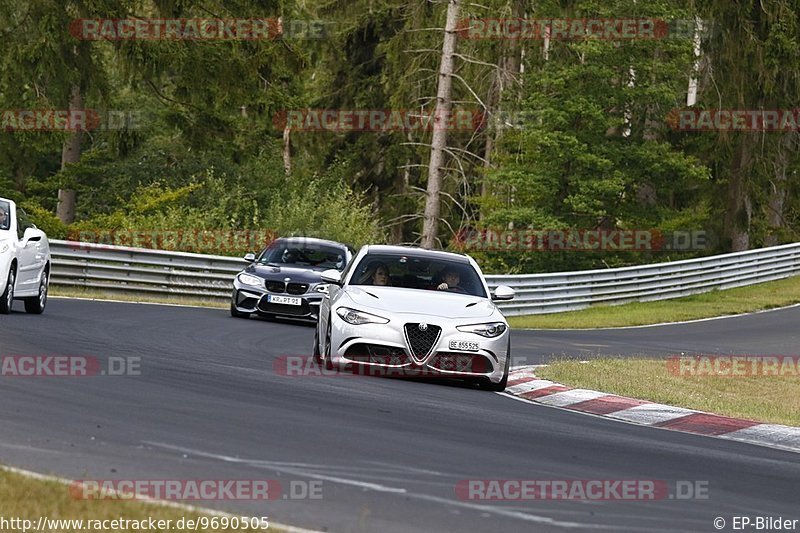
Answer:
[{"xmin": 404, "ymin": 323, "xmax": 441, "ymax": 361}]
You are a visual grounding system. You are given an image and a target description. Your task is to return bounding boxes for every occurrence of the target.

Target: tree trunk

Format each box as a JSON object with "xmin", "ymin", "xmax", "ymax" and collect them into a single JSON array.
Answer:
[
  {"xmin": 480, "ymin": 4, "xmax": 522, "ymax": 221},
  {"xmin": 421, "ymin": 0, "xmax": 460, "ymax": 249},
  {"xmin": 57, "ymin": 84, "xmax": 83, "ymax": 224},
  {"xmin": 723, "ymin": 139, "xmax": 753, "ymax": 251},
  {"xmin": 282, "ymin": 125, "xmax": 292, "ymax": 176},
  {"xmin": 764, "ymin": 132, "xmax": 796, "ymax": 246}
]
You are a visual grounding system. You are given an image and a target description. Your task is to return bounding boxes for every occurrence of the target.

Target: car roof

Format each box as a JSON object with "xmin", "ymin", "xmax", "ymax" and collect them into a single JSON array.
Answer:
[
  {"xmin": 274, "ymin": 236, "xmax": 349, "ymax": 249},
  {"xmin": 362, "ymin": 245, "xmax": 471, "ymax": 264}
]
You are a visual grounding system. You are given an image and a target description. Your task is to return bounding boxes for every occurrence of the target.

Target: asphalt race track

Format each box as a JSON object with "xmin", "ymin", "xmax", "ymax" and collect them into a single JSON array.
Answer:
[{"xmin": 1, "ymin": 299, "xmax": 799, "ymax": 532}]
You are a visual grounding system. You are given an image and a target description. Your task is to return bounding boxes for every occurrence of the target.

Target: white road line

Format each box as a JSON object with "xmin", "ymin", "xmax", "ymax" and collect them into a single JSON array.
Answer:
[
  {"xmin": 145, "ymin": 441, "xmax": 408, "ymax": 494},
  {"xmin": 514, "ymin": 302, "xmax": 800, "ymax": 331},
  {"xmin": 142, "ymin": 442, "xmax": 630, "ymax": 530}
]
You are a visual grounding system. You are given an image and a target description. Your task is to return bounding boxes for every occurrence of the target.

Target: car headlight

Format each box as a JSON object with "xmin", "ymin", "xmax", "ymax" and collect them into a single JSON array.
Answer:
[
  {"xmin": 237, "ymin": 273, "xmax": 264, "ymax": 288},
  {"xmin": 314, "ymin": 283, "xmax": 329, "ymax": 293},
  {"xmin": 336, "ymin": 307, "xmax": 389, "ymax": 325},
  {"xmin": 457, "ymin": 322, "xmax": 507, "ymax": 338}
]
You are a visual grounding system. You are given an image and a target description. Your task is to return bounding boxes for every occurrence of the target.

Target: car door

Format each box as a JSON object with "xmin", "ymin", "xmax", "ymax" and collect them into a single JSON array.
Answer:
[{"xmin": 15, "ymin": 209, "xmax": 41, "ymax": 293}]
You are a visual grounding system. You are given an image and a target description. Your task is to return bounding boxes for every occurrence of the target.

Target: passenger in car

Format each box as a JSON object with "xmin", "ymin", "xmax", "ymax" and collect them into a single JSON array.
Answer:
[
  {"xmin": 0, "ymin": 206, "xmax": 7, "ymax": 231},
  {"xmin": 360, "ymin": 262, "xmax": 392, "ymax": 286}
]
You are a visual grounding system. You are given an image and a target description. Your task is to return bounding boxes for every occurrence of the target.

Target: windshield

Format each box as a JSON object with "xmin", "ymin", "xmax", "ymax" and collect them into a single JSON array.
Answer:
[
  {"xmin": 350, "ymin": 253, "xmax": 487, "ymax": 298},
  {"xmin": 0, "ymin": 200, "xmax": 10, "ymax": 231},
  {"xmin": 258, "ymin": 241, "xmax": 347, "ymax": 271}
]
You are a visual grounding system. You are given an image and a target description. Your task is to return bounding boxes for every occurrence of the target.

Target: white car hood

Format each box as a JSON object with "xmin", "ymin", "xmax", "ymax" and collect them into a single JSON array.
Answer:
[{"xmin": 342, "ymin": 286, "xmax": 499, "ymax": 319}]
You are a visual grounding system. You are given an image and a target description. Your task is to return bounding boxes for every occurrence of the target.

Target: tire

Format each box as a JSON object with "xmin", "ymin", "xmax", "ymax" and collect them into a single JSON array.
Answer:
[
  {"xmin": 322, "ymin": 320, "xmax": 334, "ymax": 371},
  {"xmin": 481, "ymin": 339, "xmax": 510, "ymax": 392},
  {"xmin": 313, "ymin": 325, "xmax": 322, "ymax": 364},
  {"xmin": 0, "ymin": 268, "xmax": 15, "ymax": 315},
  {"xmin": 24, "ymin": 269, "xmax": 48, "ymax": 314},
  {"xmin": 230, "ymin": 301, "xmax": 250, "ymax": 318}
]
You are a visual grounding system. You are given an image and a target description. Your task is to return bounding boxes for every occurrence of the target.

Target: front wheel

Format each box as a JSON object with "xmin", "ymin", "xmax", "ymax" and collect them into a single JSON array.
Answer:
[
  {"xmin": 230, "ymin": 301, "xmax": 250, "ymax": 318},
  {"xmin": 322, "ymin": 320, "xmax": 334, "ymax": 371},
  {"xmin": 481, "ymin": 340, "xmax": 510, "ymax": 392},
  {"xmin": 24, "ymin": 270, "xmax": 48, "ymax": 314},
  {"xmin": 313, "ymin": 324, "xmax": 322, "ymax": 364},
  {"xmin": 0, "ymin": 268, "xmax": 15, "ymax": 315}
]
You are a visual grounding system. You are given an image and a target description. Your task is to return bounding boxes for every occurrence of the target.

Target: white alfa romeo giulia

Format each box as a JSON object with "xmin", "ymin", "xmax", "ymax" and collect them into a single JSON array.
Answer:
[
  {"xmin": 313, "ymin": 245, "xmax": 515, "ymax": 391},
  {"xmin": 0, "ymin": 197, "xmax": 51, "ymax": 314}
]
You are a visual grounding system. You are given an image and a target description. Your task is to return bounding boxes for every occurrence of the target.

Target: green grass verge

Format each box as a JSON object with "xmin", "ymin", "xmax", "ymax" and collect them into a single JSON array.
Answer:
[
  {"xmin": 50, "ymin": 287, "xmax": 227, "ymax": 309},
  {"xmin": 0, "ymin": 468, "xmax": 276, "ymax": 532},
  {"xmin": 537, "ymin": 358, "xmax": 800, "ymax": 426},
  {"xmin": 508, "ymin": 275, "xmax": 800, "ymax": 329}
]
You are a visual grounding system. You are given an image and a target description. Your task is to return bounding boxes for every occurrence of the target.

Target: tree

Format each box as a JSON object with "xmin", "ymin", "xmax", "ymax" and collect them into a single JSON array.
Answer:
[
  {"xmin": 696, "ymin": 0, "xmax": 800, "ymax": 250},
  {"xmin": 421, "ymin": 0, "xmax": 460, "ymax": 249}
]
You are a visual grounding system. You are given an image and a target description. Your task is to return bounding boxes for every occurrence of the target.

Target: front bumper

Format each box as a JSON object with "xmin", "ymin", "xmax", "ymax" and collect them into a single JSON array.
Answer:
[
  {"xmin": 231, "ymin": 283, "xmax": 324, "ymax": 320},
  {"xmin": 329, "ymin": 318, "xmax": 509, "ymax": 384}
]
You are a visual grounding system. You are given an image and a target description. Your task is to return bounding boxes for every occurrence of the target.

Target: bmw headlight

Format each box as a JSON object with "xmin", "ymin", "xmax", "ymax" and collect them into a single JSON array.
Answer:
[
  {"xmin": 457, "ymin": 322, "xmax": 507, "ymax": 338},
  {"xmin": 237, "ymin": 273, "xmax": 264, "ymax": 287},
  {"xmin": 336, "ymin": 307, "xmax": 389, "ymax": 325},
  {"xmin": 314, "ymin": 283, "xmax": 329, "ymax": 293}
]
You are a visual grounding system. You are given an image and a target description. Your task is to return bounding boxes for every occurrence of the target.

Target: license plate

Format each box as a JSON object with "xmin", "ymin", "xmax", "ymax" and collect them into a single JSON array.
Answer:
[
  {"xmin": 449, "ymin": 340, "xmax": 480, "ymax": 352},
  {"xmin": 267, "ymin": 295, "xmax": 302, "ymax": 306}
]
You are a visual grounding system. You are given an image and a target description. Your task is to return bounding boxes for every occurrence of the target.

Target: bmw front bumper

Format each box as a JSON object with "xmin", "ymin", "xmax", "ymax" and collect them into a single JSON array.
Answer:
[{"xmin": 232, "ymin": 281, "xmax": 325, "ymax": 320}]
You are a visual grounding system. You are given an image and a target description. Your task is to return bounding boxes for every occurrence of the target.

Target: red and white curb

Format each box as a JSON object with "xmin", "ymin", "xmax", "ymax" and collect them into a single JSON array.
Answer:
[{"xmin": 504, "ymin": 367, "xmax": 800, "ymax": 454}]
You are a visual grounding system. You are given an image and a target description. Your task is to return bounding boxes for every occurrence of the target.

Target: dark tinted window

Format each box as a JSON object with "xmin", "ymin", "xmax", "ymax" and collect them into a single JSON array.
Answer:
[
  {"xmin": 350, "ymin": 253, "xmax": 486, "ymax": 297},
  {"xmin": 0, "ymin": 200, "xmax": 9, "ymax": 231},
  {"xmin": 258, "ymin": 241, "xmax": 347, "ymax": 271},
  {"xmin": 16, "ymin": 208, "xmax": 33, "ymax": 240}
]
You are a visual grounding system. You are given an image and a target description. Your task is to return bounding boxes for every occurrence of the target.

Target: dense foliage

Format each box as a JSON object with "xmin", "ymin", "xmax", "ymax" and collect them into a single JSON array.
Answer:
[{"xmin": 1, "ymin": 0, "xmax": 798, "ymax": 271}]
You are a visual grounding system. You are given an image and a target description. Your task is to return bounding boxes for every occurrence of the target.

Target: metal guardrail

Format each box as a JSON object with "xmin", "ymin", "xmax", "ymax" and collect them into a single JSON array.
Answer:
[{"xmin": 50, "ymin": 240, "xmax": 800, "ymax": 316}]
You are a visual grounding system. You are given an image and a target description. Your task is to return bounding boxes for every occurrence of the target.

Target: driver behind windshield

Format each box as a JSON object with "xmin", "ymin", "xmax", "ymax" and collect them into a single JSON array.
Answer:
[
  {"xmin": 282, "ymin": 248, "xmax": 299, "ymax": 263},
  {"xmin": 436, "ymin": 266, "xmax": 463, "ymax": 292},
  {"xmin": 0, "ymin": 206, "xmax": 8, "ymax": 231}
]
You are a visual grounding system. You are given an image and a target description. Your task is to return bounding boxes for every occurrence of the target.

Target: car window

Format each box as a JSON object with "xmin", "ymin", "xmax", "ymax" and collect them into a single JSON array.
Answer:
[
  {"xmin": 350, "ymin": 253, "xmax": 487, "ymax": 297},
  {"xmin": 16, "ymin": 208, "xmax": 33, "ymax": 240},
  {"xmin": 0, "ymin": 200, "xmax": 10, "ymax": 231},
  {"xmin": 257, "ymin": 242, "xmax": 347, "ymax": 271}
]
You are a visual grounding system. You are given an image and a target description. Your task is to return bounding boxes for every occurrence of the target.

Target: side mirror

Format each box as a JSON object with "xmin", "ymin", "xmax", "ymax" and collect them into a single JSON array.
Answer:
[
  {"xmin": 492, "ymin": 285, "xmax": 515, "ymax": 301},
  {"xmin": 320, "ymin": 269, "xmax": 343, "ymax": 285},
  {"xmin": 22, "ymin": 227, "xmax": 42, "ymax": 245},
  {"xmin": 243, "ymin": 253, "xmax": 256, "ymax": 263}
]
